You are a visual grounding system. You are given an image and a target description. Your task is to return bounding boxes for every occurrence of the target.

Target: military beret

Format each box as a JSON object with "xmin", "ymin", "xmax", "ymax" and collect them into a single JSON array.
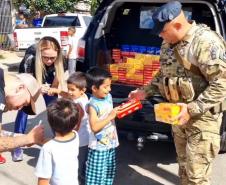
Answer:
[{"xmin": 152, "ymin": 1, "xmax": 182, "ymax": 35}]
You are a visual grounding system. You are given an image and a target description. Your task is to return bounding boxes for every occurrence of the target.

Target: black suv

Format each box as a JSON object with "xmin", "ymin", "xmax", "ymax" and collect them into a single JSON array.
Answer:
[{"xmin": 76, "ymin": 0, "xmax": 226, "ymax": 151}]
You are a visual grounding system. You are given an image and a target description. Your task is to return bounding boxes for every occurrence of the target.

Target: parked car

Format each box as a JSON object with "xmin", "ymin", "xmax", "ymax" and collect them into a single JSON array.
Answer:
[
  {"xmin": 77, "ymin": 0, "xmax": 226, "ymax": 151},
  {"xmin": 13, "ymin": 13, "xmax": 92, "ymax": 55}
]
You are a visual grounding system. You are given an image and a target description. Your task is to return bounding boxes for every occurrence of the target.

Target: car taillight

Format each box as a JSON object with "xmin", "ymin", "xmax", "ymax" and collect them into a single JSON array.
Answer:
[
  {"xmin": 60, "ymin": 31, "xmax": 68, "ymax": 46},
  {"xmin": 13, "ymin": 32, "xmax": 18, "ymax": 47},
  {"xmin": 77, "ymin": 39, "xmax": 85, "ymax": 59}
]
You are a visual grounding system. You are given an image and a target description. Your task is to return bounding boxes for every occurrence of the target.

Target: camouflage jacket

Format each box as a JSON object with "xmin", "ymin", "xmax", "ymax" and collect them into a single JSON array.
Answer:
[{"xmin": 144, "ymin": 21, "xmax": 226, "ymax": 118}]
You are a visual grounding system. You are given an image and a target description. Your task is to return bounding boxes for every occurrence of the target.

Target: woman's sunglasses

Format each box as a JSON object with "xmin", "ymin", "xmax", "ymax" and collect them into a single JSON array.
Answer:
[{"xmin": 42, "ymin": 56, "xmax": 57, "ymax": 61}]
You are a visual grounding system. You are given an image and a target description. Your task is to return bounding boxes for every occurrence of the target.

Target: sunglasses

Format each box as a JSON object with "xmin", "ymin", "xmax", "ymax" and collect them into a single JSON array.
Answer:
[{"xmin": 42, "ymin": 56, "xmax": 57, "ymax": 61}]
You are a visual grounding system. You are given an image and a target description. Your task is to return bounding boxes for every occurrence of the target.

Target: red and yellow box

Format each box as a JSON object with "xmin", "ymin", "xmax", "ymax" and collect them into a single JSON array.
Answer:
[
  {"xmin": 154, "ymin": 103, "xmax": 181, "ymax": 125},
  {"xmin": 116, "ymin": 99, "xmax": 143, "ymax": 119}
]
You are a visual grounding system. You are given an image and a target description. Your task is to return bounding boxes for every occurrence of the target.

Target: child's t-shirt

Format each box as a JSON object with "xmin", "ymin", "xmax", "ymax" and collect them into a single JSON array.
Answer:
[
  {"xmin": 68, "ymin": 35, "xmax": 78, "ymax": 59},
  {"xmin": 73, "ymin": 94, "xmax": 90, "ymax": 147},
  {"xmin": 15, "ymin": 19, "xmax": 27, "ymax": 25},
  {"xmin": 35, "ymin": 131, "xmax": 79, "ymax": 185},
  {"xmin": 88, "ymin": 93, "xmax": 119, "ymax": 151}
]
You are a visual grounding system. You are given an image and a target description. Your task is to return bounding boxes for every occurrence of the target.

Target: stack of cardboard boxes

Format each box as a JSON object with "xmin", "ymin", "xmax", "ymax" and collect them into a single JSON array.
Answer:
[{"xmin": 109, "ymin": 45, "xmax": 160, "ymax": 86}]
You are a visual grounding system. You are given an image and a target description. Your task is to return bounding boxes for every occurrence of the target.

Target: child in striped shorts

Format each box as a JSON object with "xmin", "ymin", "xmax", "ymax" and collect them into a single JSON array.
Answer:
[{"xmin": 86, "ymin": 67, "xmax": 119, "ymax": 185}]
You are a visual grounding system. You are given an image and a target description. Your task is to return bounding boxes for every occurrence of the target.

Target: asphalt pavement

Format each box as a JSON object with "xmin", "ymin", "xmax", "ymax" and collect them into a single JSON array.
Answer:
[{"xmin": 1, "ymin": 110, "xmax": 226, "ymax": 185}]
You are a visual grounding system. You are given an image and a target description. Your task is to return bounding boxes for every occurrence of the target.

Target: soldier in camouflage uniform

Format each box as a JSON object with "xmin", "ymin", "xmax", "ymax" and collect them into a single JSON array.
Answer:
[{"xmin": 129, "ymin": 1, "xmax": 226, "ymax": 185}]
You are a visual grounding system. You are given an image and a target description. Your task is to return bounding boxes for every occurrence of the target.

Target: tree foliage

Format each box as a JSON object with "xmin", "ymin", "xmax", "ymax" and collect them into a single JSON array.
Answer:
[
  {"xmin": 12, "ymin": 0, "xmax": 101, "ymax": 15},
  {"xmin": 89, "ymin": 0, "xmax": 100, "ymax": 14},
  {"xmin": 12, "ymin": 0, "xmax": 78, "ymax": 15}
]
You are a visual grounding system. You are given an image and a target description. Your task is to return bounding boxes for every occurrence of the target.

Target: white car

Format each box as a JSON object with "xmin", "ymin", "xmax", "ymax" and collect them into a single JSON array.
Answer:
[{"xmin": 14, "ymin": 13, "xmax": 92, "ymax": 55}]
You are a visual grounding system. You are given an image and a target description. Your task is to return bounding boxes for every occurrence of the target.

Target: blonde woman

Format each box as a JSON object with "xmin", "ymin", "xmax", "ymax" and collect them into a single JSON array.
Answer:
[
  {"xmin": 35, "ymin": 36, "xmax": 65, "ymax": 91},
  {"xmin": 12, "ymin": 36, "xmax": 65, "ymax": 162}
]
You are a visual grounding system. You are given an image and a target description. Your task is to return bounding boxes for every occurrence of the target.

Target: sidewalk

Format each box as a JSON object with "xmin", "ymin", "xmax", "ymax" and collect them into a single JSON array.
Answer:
[{"xmin": 0, "ymin": 50, "xmax": 22, "ymax": 72}]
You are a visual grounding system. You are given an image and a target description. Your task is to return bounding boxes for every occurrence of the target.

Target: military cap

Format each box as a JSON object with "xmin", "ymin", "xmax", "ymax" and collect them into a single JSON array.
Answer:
[{"xmin": 152, "ymin": 1, "xmax": 182, "ymax": 35}]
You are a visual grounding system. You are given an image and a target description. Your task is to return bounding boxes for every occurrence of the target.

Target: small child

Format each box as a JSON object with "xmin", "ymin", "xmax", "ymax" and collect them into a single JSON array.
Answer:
[
  {"xmin": 47, "ymin": 72, "xmax": 90, "ymax": 185},
  {"xmin": 67, "ymin": 72, "xmax": 90, "ymax": 185},
  {"xmin": 67, "ymin": 27, "xmax": 78, "ymax": 74},
  {"xmin": 35, "ymin": 98, "xmax": 83, "ymax": 185},
  {"xmin": 86, "ymin": 67, "xmax": 119, "ymax": 185}
]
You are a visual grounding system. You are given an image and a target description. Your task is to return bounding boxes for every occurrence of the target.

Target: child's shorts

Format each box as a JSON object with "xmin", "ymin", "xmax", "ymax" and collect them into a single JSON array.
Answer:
[{"xmin": 86, "ymin": 148, "xmax": 116, "ymax": 185}]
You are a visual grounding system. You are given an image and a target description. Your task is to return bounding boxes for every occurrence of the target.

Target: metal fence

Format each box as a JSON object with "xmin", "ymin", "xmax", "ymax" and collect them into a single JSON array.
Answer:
[{"xmin": 0, "ymin": 0, "xmax": 13, "ymax": 49}]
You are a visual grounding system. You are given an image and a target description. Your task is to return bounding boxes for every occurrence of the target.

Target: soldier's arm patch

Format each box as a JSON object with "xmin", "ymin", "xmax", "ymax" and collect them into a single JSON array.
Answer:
[
  {"xmin": 210, "ymin": 45, "xmax": 218, "ymax": 60},
  {"xmin": 209, "ymin": 45, "xmax": 226, "ymax": 66},
  {"xmin": 196, "ymin": 38, "xmax": 223, "ymax": 65}
]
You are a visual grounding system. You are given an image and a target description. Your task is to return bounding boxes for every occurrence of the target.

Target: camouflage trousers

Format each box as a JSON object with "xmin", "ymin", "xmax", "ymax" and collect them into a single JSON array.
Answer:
[{"xmin": 172, "ymin": 111, "xmax": 222, "ymax": 185}]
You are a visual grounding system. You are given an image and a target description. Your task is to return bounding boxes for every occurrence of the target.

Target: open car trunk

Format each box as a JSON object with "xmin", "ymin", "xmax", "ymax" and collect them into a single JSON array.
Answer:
[
  {"xmin": 89, "ymin": 1, "xmax": 219, "ymax": 87},
  {"xmin": 83, "ymin": 0, "xmax": 222, "ymax": 137}
]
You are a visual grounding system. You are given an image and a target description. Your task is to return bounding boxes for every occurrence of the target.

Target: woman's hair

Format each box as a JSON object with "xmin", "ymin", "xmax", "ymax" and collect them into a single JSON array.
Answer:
[{"xmin": 35, "ymin": 36, "xmax": 65, "ymax": 89}]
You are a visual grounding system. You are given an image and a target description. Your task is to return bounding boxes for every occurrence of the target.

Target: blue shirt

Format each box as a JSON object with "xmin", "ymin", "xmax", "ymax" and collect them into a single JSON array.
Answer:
[
  {"xmin": 15, "ymin": 19, "xmax": 27, "ymax": 25},
  {"xmin": 88, "ymin": 94, "xmax": 119, "ymax": 151}
]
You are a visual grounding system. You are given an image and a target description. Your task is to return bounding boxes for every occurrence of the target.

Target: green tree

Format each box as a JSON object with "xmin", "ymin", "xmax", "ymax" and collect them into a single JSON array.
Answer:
[
  {"xmin": 86, "ymin": 0, "xmax": 100, "ymax": 15},
  {"xmin": 12, "ymin": 0, "xmax": 102, "ymax": 16},
  {"xmin": 12, "ymin": 0, "xmax": 78, "ymax": 15}
]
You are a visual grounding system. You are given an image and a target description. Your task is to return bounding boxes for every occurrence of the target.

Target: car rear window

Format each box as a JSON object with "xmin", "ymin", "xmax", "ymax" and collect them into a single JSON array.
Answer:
[
  {"xmin": 43, "ymin": 16, "xmax": 81, "ymax": 27},
  {"xmin": 139, "ymin": 3, "xmax": 215, "ymax": 30},
  {"xmin": 82, "ymin": 16, "xmax": 92, "ymax": 26},
  {"xmin": 110, "ymin": 2, "xmax": 216, "ymax": 47}
]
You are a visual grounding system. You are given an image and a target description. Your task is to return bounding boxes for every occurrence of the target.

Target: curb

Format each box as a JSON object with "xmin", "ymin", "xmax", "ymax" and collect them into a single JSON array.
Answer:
[
  {"xmin": 0, "ymin": 63, "xmax": 8, "ymax": 72},
  {"xmin": 0, "ymin": 51, "xmax": 22, "ymax": 73}
]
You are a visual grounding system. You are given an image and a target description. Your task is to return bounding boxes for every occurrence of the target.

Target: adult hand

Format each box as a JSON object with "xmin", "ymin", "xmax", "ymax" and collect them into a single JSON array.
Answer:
[
  {"xmin": 41, "ymin": 83, "xmax": 50, "ymax": 94},
  {"xmin": 173, "ymin": 103, "xmax": 191, "ymax": 125},
  {"xmin": 128, "ymin": 88, "xmax": 146, "ymax": 100},
  {"xmin": 27, "ymin": 124, "xmax": 44, "ymax": 145},
  {"xmin": 47, "ymin": 87, "xmax": 58, "ymax": 96}
]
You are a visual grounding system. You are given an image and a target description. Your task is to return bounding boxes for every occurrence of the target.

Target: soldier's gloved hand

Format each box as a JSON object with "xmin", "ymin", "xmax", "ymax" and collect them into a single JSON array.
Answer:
[
  {"xmin": 128, "ymin": 88, "xmax": 146, "ymax": 100},
  {"xmin": 174, "ymin": 103, "xmax": 190, "ymax": 125}
]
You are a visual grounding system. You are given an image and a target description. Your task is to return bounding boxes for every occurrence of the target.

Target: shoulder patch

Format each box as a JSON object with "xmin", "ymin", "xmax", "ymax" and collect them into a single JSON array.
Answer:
[{"xmin": 210, "ymin": 45, "xmax": 218, "ymax": 60}]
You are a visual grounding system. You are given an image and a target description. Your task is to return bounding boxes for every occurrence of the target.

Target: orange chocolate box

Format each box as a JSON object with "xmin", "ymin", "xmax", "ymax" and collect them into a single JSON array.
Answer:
[
  {"xmin": 154, "ymin": 103, "xmax": 181, "ymax": 125},
  {"xmin": 116, "ymin": 99, "xmax": 142, "ymax": 119}
]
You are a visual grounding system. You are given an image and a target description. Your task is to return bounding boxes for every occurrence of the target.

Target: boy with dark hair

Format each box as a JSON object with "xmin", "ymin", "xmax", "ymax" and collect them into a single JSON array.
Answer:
[
  {"xmin": 48, "ymin": 71, "xmax": 90, "ymax": 185},
  {"xmin": 35, "ymin": 98, "xmax": 83, "ymax": 185},
  {"xmin": 85, "ymin": 67, "xmax": 119, "ymax": 185},
  {"xmin": 67, "ymin": 72, "xmax": 90, "ymax": 185}
]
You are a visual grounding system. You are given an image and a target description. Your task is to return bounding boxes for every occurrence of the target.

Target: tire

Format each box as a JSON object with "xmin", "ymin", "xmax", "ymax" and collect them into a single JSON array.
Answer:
[{"xmin": 220, "ymin": 112, "xmax": 226, "ymax": 153}]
